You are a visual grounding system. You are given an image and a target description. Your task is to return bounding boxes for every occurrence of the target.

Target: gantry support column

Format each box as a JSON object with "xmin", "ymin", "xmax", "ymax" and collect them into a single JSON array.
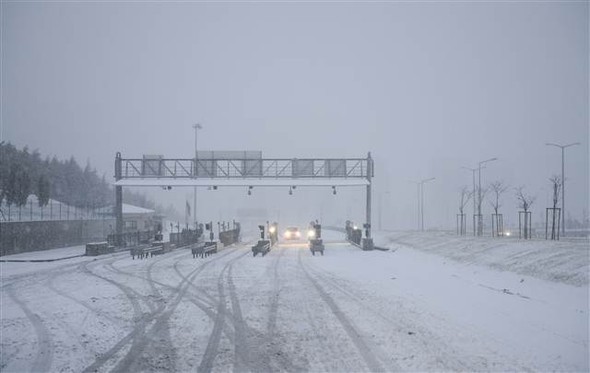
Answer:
[
  {"xmin": 363, "ymin": 152, "xmax": 375, "ymax": 250},
  {"xmin": 115, "ymin": 152, "xmax": 123, "ymax": 247}
]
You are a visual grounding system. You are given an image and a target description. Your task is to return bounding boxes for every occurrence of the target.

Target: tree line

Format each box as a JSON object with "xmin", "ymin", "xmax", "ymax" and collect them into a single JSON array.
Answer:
[
  {"xmin": 1, "ymin": 142, "xmax": 112, "ymax": 208},
  {"xmin": 0, "ymin": 142, "xmax": 177, "ymax": 218}
]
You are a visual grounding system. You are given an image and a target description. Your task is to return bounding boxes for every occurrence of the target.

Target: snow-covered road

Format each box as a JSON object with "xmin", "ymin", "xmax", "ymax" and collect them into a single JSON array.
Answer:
[{"xmin": 1, "ymin": 232, "xmax": 588, "ymax": 372}]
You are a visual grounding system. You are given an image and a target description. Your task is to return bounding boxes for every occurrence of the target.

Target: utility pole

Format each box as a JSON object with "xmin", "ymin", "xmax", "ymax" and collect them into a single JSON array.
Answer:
[
  {"xmin": 546, "ymin": 142, "xmax": 580, "ymax": 235},
  {"xmin": 193, "ymin": 123, "xmax": 202, "ymax": 229}
]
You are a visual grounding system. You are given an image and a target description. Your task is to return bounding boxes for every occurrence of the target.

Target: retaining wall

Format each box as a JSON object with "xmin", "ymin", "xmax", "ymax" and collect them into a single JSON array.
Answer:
[{"xmin": 0, "ymin": 219, "xmax": 115, "ymax": 256}]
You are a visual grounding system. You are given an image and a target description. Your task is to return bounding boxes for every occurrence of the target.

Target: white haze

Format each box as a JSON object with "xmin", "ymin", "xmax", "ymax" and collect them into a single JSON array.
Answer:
[{"xmin": 3, "ymin": 2, "xmax": 588, "ymax": 230}]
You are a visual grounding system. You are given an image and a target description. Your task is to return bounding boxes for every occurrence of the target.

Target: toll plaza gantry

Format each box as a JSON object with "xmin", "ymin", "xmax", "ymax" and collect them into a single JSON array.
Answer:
[{"xmin": 113, "ymin": 151, "xmax": 375, "ymax": 250}]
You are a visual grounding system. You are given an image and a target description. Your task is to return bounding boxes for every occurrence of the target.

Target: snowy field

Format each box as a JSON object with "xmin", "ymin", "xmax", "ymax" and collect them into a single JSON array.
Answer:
[{"xmin": 1, "ymin": 230, "xmax": 588, "ymax": 372}]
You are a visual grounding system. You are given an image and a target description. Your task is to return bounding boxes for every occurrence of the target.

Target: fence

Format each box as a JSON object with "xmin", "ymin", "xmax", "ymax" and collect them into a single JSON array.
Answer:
[{"xmin": 0, "ymin": 200, "xmax": 112, "ymax": 222}]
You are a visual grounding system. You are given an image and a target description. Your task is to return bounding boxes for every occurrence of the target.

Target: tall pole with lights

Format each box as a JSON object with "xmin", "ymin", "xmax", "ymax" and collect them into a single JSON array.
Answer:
[
  {"xmin": 462, "ymin": 166, "xmax": 478, "ymax": 221},
  {"xmin": 420, "ymin": 177, "xmax": 435, "ymax": 231},
  {"xmin": 193, "ymin": 123, "xmax": 202, "ymax": 228},
  {"xmin": 546, "ymin": 142, "xmax": 580, "ymax": 235},
  {"xmin": 411, "ymin": 181, "xmax": 421, "ymax": 231}
]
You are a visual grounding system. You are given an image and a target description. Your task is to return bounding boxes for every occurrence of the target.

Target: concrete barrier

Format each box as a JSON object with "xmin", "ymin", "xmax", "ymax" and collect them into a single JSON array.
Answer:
[{"xmin": 86, "ymin": 241, "xmax": 114, "ymax": 256}]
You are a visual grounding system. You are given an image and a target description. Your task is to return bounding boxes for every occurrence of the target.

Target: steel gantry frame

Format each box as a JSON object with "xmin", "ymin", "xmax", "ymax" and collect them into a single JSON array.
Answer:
[{"xmin": 114, "ymin": 152, "xmax": 375, "ymax": 248}]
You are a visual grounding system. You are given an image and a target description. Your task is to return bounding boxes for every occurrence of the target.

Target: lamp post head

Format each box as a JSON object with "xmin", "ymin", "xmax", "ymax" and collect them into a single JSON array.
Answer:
[
  {"xmin": 546, "ymin": 142, "xmax": 580, "ymax": 149},
  {"xmin": 479, "ymin": 157, "xmax": 498, "ymax": 167}
]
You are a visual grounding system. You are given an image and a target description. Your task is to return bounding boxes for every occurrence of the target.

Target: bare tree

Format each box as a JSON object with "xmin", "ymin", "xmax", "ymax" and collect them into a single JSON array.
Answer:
[
  {"xmin": 488, "ymin": 181, "xmax": 508, "ymax": 236},
  {"xmin": 516, "ymin": 186, "xmax": 536, "ymax": 239},
  {"xmin": 457, "ymin": 186, "xmax": 472, "ymax": 235},
  {"xmin": 459, "ymin": 186, "xmax": 473, "ymax": 215},
  {"xmin": 547, "ymin": 175, "xmax": 562, "ymax": 240},
  {"xmin": 516, "ymin": 186, "xmax": 535, "ymax": 212},
  {"xmin": 488, "ymin": 181, "xmax": 507, "ymax": 215},
  {"xmin": 549, "ymin": 175, "xmax": 561, "ymax": 210},
  {"xmin": 475, "ymin": 184, "xmax": 490, "ymax": 236}
]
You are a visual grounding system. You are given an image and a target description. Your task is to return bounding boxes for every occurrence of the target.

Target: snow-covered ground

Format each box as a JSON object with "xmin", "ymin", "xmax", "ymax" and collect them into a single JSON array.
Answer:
[
  {"xmin": 373, "ymin": 230, "xmax": 589, "ymax": 286},
  {"xmin": 1, "ymin": 230, "xmax": 588, "ymax": 372}
]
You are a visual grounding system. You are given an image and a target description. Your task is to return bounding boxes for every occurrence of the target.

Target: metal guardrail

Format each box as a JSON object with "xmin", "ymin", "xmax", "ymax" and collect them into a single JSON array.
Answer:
[{"xmin": 252, "ymin": 240, "xmax": 271, "ymax": 257}]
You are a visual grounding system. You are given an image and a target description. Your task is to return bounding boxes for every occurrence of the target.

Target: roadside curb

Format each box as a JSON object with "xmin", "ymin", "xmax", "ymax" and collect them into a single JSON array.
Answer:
[{"xmin": 0, "ymin": 254, "xmax": 86, "ymax": 263}]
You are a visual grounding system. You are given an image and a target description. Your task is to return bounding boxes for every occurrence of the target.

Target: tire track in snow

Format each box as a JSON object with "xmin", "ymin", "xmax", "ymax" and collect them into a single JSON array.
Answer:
[
  {"xmin": 128, "ymin": 252, "xmax": 193, "ymax": 372},
  {"xmin": 82, "ymin": 258, "xmax": 146, "ymax": 318},
  {"xmin": 297, "ymin": 248, "xmax": 385, "ymax": 372},
  {"xmin": 46, "ymin": 266, "xmax": 120, "ymax": 324},
  {"xmin": 104, "ymin": 251, "xmax": 183, "ymax": 313},
  {"xmin": 227, "ymin": 262, "xmax": 248, "ymax": 372},
  {"xmin": 80, "ymin": 258, "xmax": 152, "ymax": 373},
  {"xmin": 1, "ymin": 252, "xmax": 125, "ymax": 290},
  {"xmin": 104, "ymin": 250, "xmax": 186, "ymax": 293},
  {"xmin": 133, "ymin": 248, "xmax": 243, "ymax": 372},
  {"xmin": 262, "ymin": 246, "xmax": 306, "ymax": 372},
  {"xmin": 267, "ymin": 246, "xmax": 285, "ymax": 339},
  {"xmin": 6, "ymin": 285, "xmax": 53, "ymax": 373},
  {"xmin": 172, "ymin": 253, "xmax": 233, "ymax": 322},
  {"xmin": 112, "ymin": 248, "xmax": 243, "ymax": 373},
  {"xmin": 228, "ymin": 250, "xmax": 280, "ymax": 373},
  {"xmin": 174, "ymin": 248, "xmax": 239, "ymax": 306},
  {"xmin": 109, "ymin": 255, "xmax": 203, "ymax": 373},
  {"xmin": 302, "ymin": 245, "xmax": 526, "ymax": 372},
  {"xmin": 197, "ymin": 250, "xmax": 250, "ymax": 373}
]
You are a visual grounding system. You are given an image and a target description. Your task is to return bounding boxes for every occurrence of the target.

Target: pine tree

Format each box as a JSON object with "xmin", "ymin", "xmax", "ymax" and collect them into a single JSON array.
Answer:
[{"xmin": 37, "ymin": 175, "xmax": 50, "ymax": 207}]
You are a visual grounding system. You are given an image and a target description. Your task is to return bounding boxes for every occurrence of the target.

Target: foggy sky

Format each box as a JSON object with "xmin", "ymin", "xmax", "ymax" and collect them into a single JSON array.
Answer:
[{"xmin": 2, "ymin": 1, "xmax": 588, "ymax": 230}]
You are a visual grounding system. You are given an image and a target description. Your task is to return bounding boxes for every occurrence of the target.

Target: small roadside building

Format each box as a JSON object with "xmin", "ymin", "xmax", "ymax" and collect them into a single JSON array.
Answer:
[{"xmin": 122, "ymin": 204, "xmax": 163, "ymax": 233}]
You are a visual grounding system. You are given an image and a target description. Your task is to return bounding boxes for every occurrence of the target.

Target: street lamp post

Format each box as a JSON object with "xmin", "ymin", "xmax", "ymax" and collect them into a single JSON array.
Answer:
[
  {"xmin": 462, "ymin": 166, "xmax": 478, "ymax": 236},
  {"xmin": 379, "ymin": 192, "xmax": 382, "ymax": 231},
  {"xmin": 420, "ymin": 178, "xmax": 435, "ymax": 231},
  {"xmin": 477, "ymin": 158, "xmax": 497, "ymax": 236},
  {"xmin": 378, "ymin": 191, "xmax": 390, "ymax": 231},
  {"xmin": 193, "ymin": 123, "xmax": 202, "ymax": 229},
  {"xmin": 410, "ymin": 181, "xmax": 421, "ymax": 231},
  {"xmin": 462, "ymin": 166, "xmax": 478, "ymax": 220},
  {"xmin": 546, "ymin": 142, "xmax": 580, "ymax": 235}
]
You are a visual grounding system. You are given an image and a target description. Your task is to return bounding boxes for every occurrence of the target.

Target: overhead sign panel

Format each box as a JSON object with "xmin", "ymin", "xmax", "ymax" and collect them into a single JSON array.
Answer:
[
  {"xmin": 293, "ymin": 159, "xmax": 314, "ymax": 177},
  {"xmin": 196, "ymin": 160, "xmax": 216, "ymax": 177},
  {"xmin": 325, "ymin": 159, "xmax": 346, "ymax": 177},
  {"xmin": 244, "ymin": 159, "xmax": 262, "ymax": 176},
  {"xmin": 142, "ymin": 155, "xmax": 163, "ymax": 177},
  {"xmin": 196, "ymin": 151, "xmax": 263, "ymax": 177}
]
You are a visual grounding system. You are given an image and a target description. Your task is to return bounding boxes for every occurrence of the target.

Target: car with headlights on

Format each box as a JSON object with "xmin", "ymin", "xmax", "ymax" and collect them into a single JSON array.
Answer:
[{"xmin": 283, "ymin": 226, "xmax": 301, "ymax": 240}]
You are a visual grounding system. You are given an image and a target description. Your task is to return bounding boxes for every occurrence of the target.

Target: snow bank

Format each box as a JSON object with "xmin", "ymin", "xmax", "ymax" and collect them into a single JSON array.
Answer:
[{"xmin": 373, "ymin": 231, "xmax": 589, "ymax": 287}]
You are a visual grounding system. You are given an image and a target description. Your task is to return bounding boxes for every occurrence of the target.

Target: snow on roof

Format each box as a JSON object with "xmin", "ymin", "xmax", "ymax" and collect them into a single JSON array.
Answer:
[
  {"xmin": 122, "ymin": 203, "xmax": 155, "ymax": 215},
  {"xmin": 0, "ymin": 195, "xmax": 73, "ymax": 208}
]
